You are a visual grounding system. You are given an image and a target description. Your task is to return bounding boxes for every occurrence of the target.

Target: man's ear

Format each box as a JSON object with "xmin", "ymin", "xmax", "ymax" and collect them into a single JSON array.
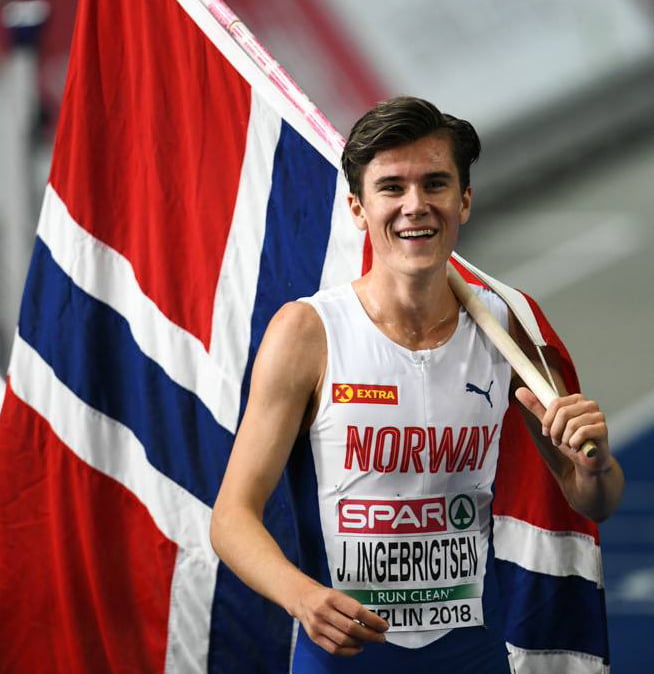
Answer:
[
  {"xmin": 348, "ymin": 193, "xmax": 368, "ymax": 231},
  {"xmin": 459, "ymin": 185, "xmax": 473, "ymax": 225}
]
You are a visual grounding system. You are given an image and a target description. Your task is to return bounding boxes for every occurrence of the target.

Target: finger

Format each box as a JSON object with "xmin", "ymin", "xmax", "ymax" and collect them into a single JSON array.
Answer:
[
  {"xmin": 333, "ymin": 612, "xmax": 386, "ymax": 644},
  {"xmin": 560, "ymin": 412, "xmax": 605, "ymax": 450},
  {"xmin": 353, "ymin": 606, "xmax": 389, "ymax": 634},
  {"xmin": 515, "ymin": 387, "xmax": 547, "ymax": 423},
  {"xmin": 547, "ymin": 397, "xmax": 595, "ymax": 447},
  {"xmin": 330, "ymin": 594, "xmax": 389, "ymax": 634},
  {"xmin": 318, "ymin": 621, "xmax": 364, "ymax": 650},
  {"xmin": 313, "ymin": 633, "xmax": 363, "ymax": 657},
  {"xmin": 566, "ymin": 420, "xmax": 608, "ymax": 456}
]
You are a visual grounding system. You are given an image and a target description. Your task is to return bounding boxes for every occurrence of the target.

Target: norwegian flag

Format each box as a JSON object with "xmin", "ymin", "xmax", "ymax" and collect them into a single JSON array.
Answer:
[{"xmin": 0, "ymin": 0, "xmax": 609, "ymax": 672}]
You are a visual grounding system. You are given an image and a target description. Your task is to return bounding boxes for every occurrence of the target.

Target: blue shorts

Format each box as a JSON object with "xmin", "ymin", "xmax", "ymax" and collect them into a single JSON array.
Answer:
[{"xmin": 292, "ymin": 622, "xmax": 510, "ymax": 674}]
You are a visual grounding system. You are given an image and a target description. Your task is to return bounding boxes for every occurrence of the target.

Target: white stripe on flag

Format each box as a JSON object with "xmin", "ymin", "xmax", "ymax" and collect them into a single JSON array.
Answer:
[
  {"xmin": 209, "ymin": 90, "xmax": 282, "ymax": 429},
  {"xmin": 36, "ymin": 185, "xmax": 239, "ymax": 433},
  {"xmin": 320, "ymin": 170, "xmax": 365, "ymax": 290},
  {"xmin": 494, "ymin": 515, "xmax": 603, "ymax": 585},
  {"xmin": 506, "ymin": 643, "xmax": 609, "ymax": 674},
  {"xmin": 9, "ymin": 335, "xmax": 218, "ymax": 672},
  {"xmin": 165, "ymin": 547, "xmax": 217, "ymax": 674},
  {"xmin": 9, "ymin": 335, "xmax": 217, "ymax": 561}
]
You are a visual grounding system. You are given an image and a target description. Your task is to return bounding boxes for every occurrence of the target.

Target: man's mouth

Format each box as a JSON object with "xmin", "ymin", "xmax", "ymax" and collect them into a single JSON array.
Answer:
[{"xmin": 397, "ymin": 228, "xmax": 437, "ymax": 239}]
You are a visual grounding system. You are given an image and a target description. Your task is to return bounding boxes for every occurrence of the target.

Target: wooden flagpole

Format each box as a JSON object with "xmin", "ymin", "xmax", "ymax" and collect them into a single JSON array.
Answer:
[{"xmin": 205, "ymin": 0, "xmax": 345, "ymax": 156}]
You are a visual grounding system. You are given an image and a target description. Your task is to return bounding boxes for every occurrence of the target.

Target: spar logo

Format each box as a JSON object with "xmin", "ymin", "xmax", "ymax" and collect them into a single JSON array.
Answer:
[
  {"xmin": 332, "ymin": 383, "xmax": 398, "ymax": 405},
  {"xmin": 338, "ymin": 497, "xmax": 446, "ymax": 535},
  {"xmin": 449, "ymin": 494, "xmax": 476, "ymax": 530}
]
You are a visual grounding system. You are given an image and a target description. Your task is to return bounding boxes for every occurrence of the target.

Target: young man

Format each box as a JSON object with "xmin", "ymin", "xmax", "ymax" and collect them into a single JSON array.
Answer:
[{"xmin": 211, "ymin": 97, "xmax": 623, "ymax": 672}]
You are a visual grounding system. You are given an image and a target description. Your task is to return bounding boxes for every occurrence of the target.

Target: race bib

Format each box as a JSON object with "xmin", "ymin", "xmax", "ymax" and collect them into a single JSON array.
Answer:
[{"xmin": 333, "ymin": 493, "xmax": 484, "ymax": 632}]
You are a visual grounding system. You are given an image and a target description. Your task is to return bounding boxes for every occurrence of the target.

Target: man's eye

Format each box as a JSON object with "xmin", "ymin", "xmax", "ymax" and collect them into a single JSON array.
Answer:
[
  {"xmin": 381, "ymin": 184, "xmax": 401, "ymax": 192},
  {"xmin": 426, "ymin": 181, "xmax": 446, "ymax": 190}
]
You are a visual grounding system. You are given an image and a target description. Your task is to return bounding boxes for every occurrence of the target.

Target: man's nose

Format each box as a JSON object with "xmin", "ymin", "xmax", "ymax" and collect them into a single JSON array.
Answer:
[{"xmin": 402, "ymin": 186, "xmax": 428, "ymax": 218}]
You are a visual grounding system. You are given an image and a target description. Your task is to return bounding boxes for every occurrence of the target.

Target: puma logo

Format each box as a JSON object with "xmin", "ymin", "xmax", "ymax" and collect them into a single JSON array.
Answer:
[{"xmin": 466, "ymin": 380, "xmax": 493, "ymax": 408}]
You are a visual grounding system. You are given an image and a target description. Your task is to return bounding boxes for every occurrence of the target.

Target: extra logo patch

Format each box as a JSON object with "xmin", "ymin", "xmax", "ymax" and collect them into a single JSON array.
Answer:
[{"xmin": 332, "ymin": 383, "xmax": 398, "ymax": 405}]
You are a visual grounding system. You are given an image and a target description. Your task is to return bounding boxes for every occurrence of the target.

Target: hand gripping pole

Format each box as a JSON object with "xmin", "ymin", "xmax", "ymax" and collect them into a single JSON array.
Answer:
[{"xmin": 447, "ymin": 263, "xmax": 598, "ymax": 458}]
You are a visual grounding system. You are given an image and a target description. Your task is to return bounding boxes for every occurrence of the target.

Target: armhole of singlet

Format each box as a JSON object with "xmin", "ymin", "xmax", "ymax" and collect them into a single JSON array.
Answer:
[{"xmin": 297, "ymin": 296, "xmax": 333, "ymax": 429}]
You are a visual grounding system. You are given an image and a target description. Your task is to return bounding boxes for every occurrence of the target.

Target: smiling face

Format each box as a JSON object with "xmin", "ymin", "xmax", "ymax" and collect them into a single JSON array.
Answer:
[{"xmin": 348, "ymin": 133, "xmax": 472, "ymax": 280}]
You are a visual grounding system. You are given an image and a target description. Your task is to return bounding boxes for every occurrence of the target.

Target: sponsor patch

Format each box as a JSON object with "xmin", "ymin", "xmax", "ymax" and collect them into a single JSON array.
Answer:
[
  {"xmin": 332, "ymin": 383, "xmax": 398, "ymax": 405},
  {"xmin": 339, "ymin": 497, "xmax": 447, "ymax": 535}
]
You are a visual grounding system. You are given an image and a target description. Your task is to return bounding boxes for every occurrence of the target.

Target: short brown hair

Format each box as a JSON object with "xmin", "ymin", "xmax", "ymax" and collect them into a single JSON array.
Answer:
[{"xmin": 342, "ymin": 96, "xmax": 481, "ymax": 197}]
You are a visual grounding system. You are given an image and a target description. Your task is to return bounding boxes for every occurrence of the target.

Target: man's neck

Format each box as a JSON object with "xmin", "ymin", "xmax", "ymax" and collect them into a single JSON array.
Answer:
[{"xmin": 352, "ymin": 267, "xmax": 460, "ymax": 350}]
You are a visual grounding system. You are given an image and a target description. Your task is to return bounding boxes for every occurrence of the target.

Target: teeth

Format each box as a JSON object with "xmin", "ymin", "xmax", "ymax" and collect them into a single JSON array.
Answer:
[{"xmin": 398, "ymin": 229, "xmax": 435, "ymax": 238}]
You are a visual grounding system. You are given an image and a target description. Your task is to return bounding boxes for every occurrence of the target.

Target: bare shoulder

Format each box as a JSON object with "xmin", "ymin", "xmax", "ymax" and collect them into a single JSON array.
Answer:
[
  {"xmin": 251, "ymin": 300, "xmax": 326, "ymax": 401},
  {"xmin": 259, "ymin": 301, "xmax": 325, "ymax": 364},
  {"xmin": 264, "ymin": 300, "xmax": 325, "ymax": 349}
]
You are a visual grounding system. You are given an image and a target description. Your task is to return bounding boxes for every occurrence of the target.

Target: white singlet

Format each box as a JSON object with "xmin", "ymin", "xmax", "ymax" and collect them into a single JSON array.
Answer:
[{"xmin": 295, "ymin": 282, "xmax": 511, "ymax": 650}]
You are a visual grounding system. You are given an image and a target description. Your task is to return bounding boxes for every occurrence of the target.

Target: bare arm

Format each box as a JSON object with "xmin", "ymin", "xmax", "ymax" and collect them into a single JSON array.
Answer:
[
  {"xmin": 210, "ymin": 302, "xmax": 387, "ymax": 655},
  {"xmin": 508, "ymin": 312, "xmax": 624, "ymax": 522}
]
